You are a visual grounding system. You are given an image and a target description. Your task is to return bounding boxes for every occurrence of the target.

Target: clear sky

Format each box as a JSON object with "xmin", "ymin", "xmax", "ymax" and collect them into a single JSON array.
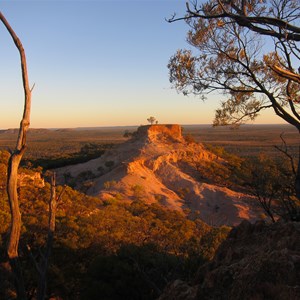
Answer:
[{"xmin": 0, "ymin": 0, "xmax": 283, "ymax": 129}]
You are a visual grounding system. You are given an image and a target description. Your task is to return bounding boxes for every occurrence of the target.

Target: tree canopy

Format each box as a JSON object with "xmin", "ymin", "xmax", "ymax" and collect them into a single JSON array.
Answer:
[
  {"xmin": 147, "ymin": 116, "xmax": 157, "ymax": 125},
  {"xmin": 168, "ymin": 0, "xmax": 300, "ymax": 128}
]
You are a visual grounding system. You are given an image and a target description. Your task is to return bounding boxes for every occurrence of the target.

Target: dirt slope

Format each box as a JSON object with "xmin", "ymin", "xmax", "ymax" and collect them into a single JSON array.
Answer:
[{"xmin": 55, "ymin": 124, "xmax": 261, "ymax": 226}]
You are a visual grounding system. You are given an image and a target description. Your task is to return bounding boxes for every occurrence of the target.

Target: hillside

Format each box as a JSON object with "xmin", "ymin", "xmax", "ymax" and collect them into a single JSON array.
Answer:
[
  {"xmin": 159, "ymin": 220, "xmax": 300, "ymax": 300},
  {"xmin": 55, "ymin": 124, "xmax": 261, "ymax": 226},
  {"xmin": 0, "ymin": 126, "xmax": 297, "ymax": 299},
  {"xmin": 0, "ymin": 149, "xmax": 230, "ymax": 300}
]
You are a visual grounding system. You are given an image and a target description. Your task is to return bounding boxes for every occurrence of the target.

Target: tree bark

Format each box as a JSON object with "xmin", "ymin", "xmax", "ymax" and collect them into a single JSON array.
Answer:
[
  {"xmin": 37, "ymin": 174, "xmax": 57, "ymax": 300},
  {"xmin": 295, "ymin": 144, "xmax": 300, "ymax": 201},
  {"xmin": 0, "ymin": 11, "xmax": 32, "ymax": 300}
]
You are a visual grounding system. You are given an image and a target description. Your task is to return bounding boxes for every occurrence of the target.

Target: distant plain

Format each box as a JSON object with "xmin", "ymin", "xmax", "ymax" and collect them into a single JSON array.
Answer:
[{"xmin": 0, "ymin": 124, "xmax": 298, "ymax": 164}]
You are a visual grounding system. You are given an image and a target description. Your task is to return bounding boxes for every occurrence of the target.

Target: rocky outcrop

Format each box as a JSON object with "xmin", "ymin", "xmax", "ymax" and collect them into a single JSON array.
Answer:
[
  {"xmin": 158, "ymin": 220, "xmax": 300, "ymax": 300},
  {"xmin": 55, "ymin": 124, "xmax": 261, "ymax": 226},
  {"xmin": 136, "ymin": 124, "xmax": 184, "ymax": 142}
]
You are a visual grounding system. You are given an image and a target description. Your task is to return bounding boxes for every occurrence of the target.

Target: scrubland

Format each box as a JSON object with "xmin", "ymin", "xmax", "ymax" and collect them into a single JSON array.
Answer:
[{"xmin": 0, "ymin": 124, "xmax": 298, "ymax": 299}]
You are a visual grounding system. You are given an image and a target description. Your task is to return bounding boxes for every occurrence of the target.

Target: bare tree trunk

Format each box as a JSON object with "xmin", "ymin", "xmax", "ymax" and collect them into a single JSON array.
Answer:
[
  {"xmin": 37, "ymin": 174, "xmax": 57, "ymax": 300},
  {"xmin": 295, "ymin": 145, "xmax": 300, "ymax": 201},
  {"xmin": 0, "ymin": 11, "xmax": 32, "ymax": 300},
  {"xmin": 7, "ymin": 154, "xmax": 27, "ymax": 300},
  {"xmin": 26, "ymin": 174, "xmax": 65, "ymax": 300}
]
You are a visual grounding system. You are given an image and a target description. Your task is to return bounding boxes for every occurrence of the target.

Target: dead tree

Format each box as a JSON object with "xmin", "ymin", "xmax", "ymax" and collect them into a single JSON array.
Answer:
[
  {"xmin": 36, "ymin": 174, "xmax": 58, "ymax": 300},
  {"xmin": 27, "ymin": 174, "xmax": 66, "ymax": 300},
  {"xmin": 0, "ymin": 11, "xmax": 32, "ymax": 300}
]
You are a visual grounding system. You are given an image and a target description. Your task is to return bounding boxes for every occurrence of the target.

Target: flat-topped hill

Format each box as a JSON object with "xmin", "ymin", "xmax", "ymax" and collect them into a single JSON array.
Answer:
[
  {"xmin": 136, "ymin": 124, "xmax": 183, "ymax": 142},
  {"xmin": 55, "ymin": 124, "xmax": 262, "ymax": 226}
]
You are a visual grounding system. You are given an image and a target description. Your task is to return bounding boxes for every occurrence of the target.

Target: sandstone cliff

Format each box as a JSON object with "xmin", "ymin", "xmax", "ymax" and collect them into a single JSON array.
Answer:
[{"xmin": 55, "ymin": 124, "xmax": 261, "ymax": 226}]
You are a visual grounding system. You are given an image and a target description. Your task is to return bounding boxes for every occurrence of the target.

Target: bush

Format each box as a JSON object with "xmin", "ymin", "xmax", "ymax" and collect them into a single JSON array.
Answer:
[
  {"xmin": 184, "ymin": 134, "xmax": 196, "ymax": 144},
  {"xmin": 103, "ymin": 180, "xmax": 117, "ymax": 189},
  {"xmin": 131, "ymin": 185, "xmax": 145, "ymax": 200},
  {"xmin": 105, "ymin": 161, "xmax": 115, "ymax": 169}
]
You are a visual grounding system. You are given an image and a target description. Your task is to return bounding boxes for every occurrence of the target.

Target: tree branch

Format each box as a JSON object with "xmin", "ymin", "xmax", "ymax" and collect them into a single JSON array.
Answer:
[
  {"xmin": 271, "ymin": 65, "xmax": 300, "ymax": 84},
  {"xmin": 274, "ymin": 133, "xmax": 297, "ymax": 177},
  {"xmin": 177, "ymin": 1, "xmax": 300, "ymax": 41}
]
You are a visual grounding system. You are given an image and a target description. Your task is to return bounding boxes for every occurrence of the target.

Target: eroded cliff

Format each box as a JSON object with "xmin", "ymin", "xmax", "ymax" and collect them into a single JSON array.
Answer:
[{"xmin": 55, "ymin": 124, "xmax": 261, "ymax": 226}]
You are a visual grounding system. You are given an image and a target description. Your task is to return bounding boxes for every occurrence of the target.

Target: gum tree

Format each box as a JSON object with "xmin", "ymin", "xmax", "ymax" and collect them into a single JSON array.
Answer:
[
  {"xmin": 168, "ymin": 0, "xmax": 300, "ymax": 201},
  {"xmin": 147, "ymin": 116, "xmax": 157, "ymax": 125},
  {"xmin": 1, "ymin": 11, "xmax": 68, "ymax": 299},
  {"xmin": 0, "ymin": 11, "xmax": 32, "ymax": 299}
]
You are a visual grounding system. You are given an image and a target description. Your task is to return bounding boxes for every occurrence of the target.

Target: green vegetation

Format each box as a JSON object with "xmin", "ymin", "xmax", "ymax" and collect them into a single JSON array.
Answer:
[
  {"xmin": 105, "ymin": 160, "xmax": 115, "ymax": 170},
  {"xmin": 0, "ymin": 129, "xmax": 124, "ymax": 170},
  {"xmin": 131, "ymin": 184, "xmax": 145, "ymax": 200},
  {"xmin": 147, "ymin": 116, "xmax": 157, "ymax": 125},
  {"xmin": 0, "ymin": 125, "xmax": 298, "ymax": 162},
  {"xmin": 201, "ymin": 145, "xmax": 300, "ymax": 222},
  {"xmin": 28, "ymin": 143, "xmax": 112, "ymax": 170},
  {"xmin": 238, "ymin": 155, "xmax": 300, "ymax": 222},
  {"xmin": 168, "ymin": 0, "xmax": 300, "ymax": 200},
  {"xmin": 1, "ymin": 125, "xmax": 299, "ymax": 298},
  {"xmin": 176, "ymin": 187, "xmax": 190, "ymax": 199},
  {"xmin": 123, "ymin": 130, "xmax": 133, "ymax": 138},
  {"xmin": 0, "ymin": 150, "xmax": 230, "ymax": 299},
  {"xmin": 184, "ymin": 133, "xmax": 196, "ymax": 144}
]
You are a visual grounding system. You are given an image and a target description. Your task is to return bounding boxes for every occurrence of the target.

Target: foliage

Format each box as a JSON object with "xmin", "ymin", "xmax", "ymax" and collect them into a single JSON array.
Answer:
[
  {"xmin": 123, "ymin": 130, "xmax": 133, "ymax": 138},
  {"xmin": 147, "ymin": 116, "xmax": 157, "ymax": 125},
  {"xmin": 0, "ymin": 149, "xmax": 230, "ymax": 299},
  {"xmin": 168, "ymin": 0, "xmax": 300, "ymax": 128},
  {"xmin": 84, "ymin": 243, "xmax": 206, "ymax": 300},
  {"xmin": 200, "ymin": 145, "xmax": 300, "ymax": 222},
  {"xmin": 237, "ymin": 154, "xmax": 300, "ymax": 222},
  {"xmin": 168, "ymin": 0, "xmax": 300, "ymax": 201},
  {"xmin": 184, "ymin": 133, "xmax": 196, "ymax": 144},
  {"xmin": 196, "ymin": 144, "xmax": 242, "ymax": 188},
  {"xmin": 105, "ymin": 160, "xmax": 115, "ymax": 169},
  {"xmin": 131, "ymin": 184, "xmax": 145, "ymax": 200},
  {"xmin": 26, "ymin": 143, "xmax": 111, "ymax": 170},
  {"xmin": 78, "ymin": 170, "xmax": 96, "ymax": 181},
  {"xmin": 103, "ymin": 180, "xmax": 117, "ymax": 189},
  {"xmin": 176, "ymin": 187, "xmax": 190, "ymax": 199},
  {"xmin": 8, "ymin": 139, "xmax": 299, "ymax": 297},
  {"xmin": 199, "ymin": 226, "xmax": 231, "ymax": 260}
]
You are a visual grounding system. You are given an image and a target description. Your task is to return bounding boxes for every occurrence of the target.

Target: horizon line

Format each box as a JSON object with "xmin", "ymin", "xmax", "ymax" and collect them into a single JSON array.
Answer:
[{"xmin": 0, "ymin": 123, "xmax": 290, "ymax": 131}]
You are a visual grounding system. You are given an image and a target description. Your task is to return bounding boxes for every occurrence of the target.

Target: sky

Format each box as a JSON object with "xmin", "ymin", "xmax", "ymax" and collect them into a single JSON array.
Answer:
[{"xmin": 0, "ymin": 0, "xmax": 284, "ymax": 129}]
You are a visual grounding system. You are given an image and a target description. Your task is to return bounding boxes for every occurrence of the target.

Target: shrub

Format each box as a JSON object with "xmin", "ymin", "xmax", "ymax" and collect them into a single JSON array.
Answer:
[
  {"xmin": 176, "ymin": 187, "xmax": 190, "ymax": 199},
  {"xmin": 103, "ymin": 180, "xmax": 117, "ymax": 189},
  {"xmin": 184, "ymin": 134, "xmax": 196, "ymax": 144},
  {"xmin": 105, "ymin": 161, "xmax": 115, "ymax": 169},
  {"xmin": 131, "ymin": 184, "xmax": 145, "ymax": 200},
  {"xmin": 78, "ymin": 170, "xmax": 95, "ymax": 181}
]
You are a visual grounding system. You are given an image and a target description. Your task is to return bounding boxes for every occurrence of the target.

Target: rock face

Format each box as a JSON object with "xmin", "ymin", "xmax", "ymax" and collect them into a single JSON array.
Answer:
[
  {"xmin": 136, "ymin": 124, "xmax": 184, "ymax": 142},
  {"xmin": 159, "ymin": 220, "xmax": 300, "ymax": 300},
  {"xmin": 55, "ymin": 124, "xmax": 261, "ymax": 226}
]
